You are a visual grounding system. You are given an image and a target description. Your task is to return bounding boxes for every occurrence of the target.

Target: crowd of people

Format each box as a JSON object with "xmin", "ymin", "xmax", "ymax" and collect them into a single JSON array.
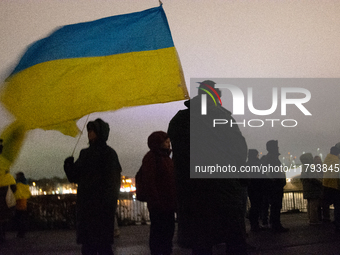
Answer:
[
  {"xmin": 162, "ymin": 80, "xmax": 340, "ymax": 254},
  {"xmin": 1, "ymin": 80, "xmax": 340, "ymax": 255}
]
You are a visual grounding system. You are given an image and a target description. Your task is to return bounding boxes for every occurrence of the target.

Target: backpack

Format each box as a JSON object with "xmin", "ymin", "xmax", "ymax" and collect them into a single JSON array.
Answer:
[{"xmin": 135, "ymin": 166, "xmax": 148, "ymax": 202}]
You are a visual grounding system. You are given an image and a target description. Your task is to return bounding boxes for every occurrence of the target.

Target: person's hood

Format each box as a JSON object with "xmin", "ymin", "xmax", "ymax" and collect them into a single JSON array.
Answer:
[
  {"xmin": 147, "ymin": 131, "xmax": 169, "ymax": 153},
  {"xmin": 299, "ymin": 153, "xmax": 313, "ymax": 165},
  {"xmin": 87, "ymin": 118, "xmax": 110, "ymax": 142}
]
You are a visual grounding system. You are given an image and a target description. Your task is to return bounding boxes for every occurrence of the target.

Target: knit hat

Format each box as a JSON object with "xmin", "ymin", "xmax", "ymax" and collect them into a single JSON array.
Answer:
[{"xmin": 197, "ymin": 80, "xmax": 222, "ymax": 98}]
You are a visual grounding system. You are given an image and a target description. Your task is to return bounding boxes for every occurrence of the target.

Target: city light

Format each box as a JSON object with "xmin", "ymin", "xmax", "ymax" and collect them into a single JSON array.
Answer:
[{"xmin": 29, "ymin": 176, "xmax": 137, "ymax": 195}]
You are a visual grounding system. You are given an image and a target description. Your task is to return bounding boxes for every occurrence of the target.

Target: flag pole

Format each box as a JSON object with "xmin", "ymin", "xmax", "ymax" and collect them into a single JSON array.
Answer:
[{"xmin": 71, "ymin": 114, "xmax": 90, "ymax": 156}]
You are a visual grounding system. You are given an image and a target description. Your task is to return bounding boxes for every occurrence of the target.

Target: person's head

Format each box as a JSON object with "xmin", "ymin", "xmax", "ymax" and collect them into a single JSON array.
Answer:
[
  {"xmin": 248, "ymin": 149, "xmax": 259, "ymax": 160},
  {"xmin": 197, "ymin": 80, "xmax": 222, "ymax": 101},
  {"xmin": 299, "ymin": 153, "xmax": 313, "ymax": 165},
  {"xmin": 16, "ymin": 172, "xmax": 27, "ymax": 183},
  {"xmin": 330, "ymin": 146, "xmax": 340, "ymax": 157},
  {"xmin": 147, "ymin": 131, "xmax": 170, "ymax": 153},
  {"xmin": 314, "ymin": 155, "xmax": 322, "ymax": 165},
  {"xmin": 16, "ymin": 171, "xmax": 25, "ymax": 177},
  {"xmin": 86, "ymin": 118, "xmax": 110, "ymax": 145},
  {"xmin": 266, "ymin": 140, "xmax": 280, "ymax": 155},
  {"xmin": 335, "ymin": 142, "xmax": 340, "ymax": 151}
]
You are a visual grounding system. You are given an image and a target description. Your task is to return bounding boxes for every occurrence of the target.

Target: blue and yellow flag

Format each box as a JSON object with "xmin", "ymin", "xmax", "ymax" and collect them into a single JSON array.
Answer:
[{"xmin": 0, "ymin": 5, "xmax": 188, "ymax": 171}]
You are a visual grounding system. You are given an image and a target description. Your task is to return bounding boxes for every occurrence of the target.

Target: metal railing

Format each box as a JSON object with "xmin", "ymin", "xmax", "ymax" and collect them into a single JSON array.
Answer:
[
  {"xmin": 27, "ymin": 194, "xmax": 77, "ymax": 230},
  {"xmin": 25, "ymin": 191, "xmax": 309, "ymax": 230},
  {"xmin": 117, "ymin": 199, "xmax": 149, "ymax": 225},
  {"xmin": 26, "ymin": 194, "xmax": 149, "ymax": 230},
  {"xmin": 282, "ymin": 191, "xmax": 307, "ymax": 213}
]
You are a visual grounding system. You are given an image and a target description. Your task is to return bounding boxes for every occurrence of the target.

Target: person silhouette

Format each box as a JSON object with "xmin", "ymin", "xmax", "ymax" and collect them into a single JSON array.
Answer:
[
  {"xmin": 64, "ymin": 118, "xmax": 122, "ymax": 255},
  {"xmin": 168, "ymin": 80, "xmax": 248, "ymax": 254},
  {"xmin": 261, "ymin": 140, "xmax": 289, "ymax": 232},
  {"xmin": 139, "ymin": 131, "xmax": 176, "ymax": 255}
]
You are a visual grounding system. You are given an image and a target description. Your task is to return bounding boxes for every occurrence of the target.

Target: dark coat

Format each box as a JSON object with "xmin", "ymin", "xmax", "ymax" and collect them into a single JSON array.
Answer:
[
  {"xmin": 141, "ymin": 132, "xmax": 176, "ymax": 212},
  {"xmin": 168, "ymin": 97, "xmax": 248, "ymax": 249},
  {"xmin": 247, "ymin": 155, "xmax": 269, "ymax": 194},
  {"xmin": 64, "ymin": 120, "xmax": 121, "ymax": 245}
]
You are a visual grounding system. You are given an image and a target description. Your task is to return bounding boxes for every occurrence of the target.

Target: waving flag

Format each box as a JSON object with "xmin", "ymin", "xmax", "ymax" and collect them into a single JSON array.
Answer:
[{"xmin": 0, "ymin": 5, "xmax": 188, "ymax": 170}]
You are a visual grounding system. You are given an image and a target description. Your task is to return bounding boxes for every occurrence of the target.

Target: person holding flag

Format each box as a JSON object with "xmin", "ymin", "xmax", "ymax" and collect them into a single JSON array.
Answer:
[{"xmin": 64, "ymin": 118, "xmax": 122, "ymax": 255}]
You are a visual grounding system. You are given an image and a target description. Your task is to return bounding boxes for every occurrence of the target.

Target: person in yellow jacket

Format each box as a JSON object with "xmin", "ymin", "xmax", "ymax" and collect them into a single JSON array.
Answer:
[
  {"xmin": 322, "ymin": 146, "xmax": 340, "ymax": 232},
  {"xmin": 0, "ymin": 170, "xmax": 16, "ymax": 243},
  {"xmin": 14, "ymin": 172, "xmax": 31, "ymax": 238}
]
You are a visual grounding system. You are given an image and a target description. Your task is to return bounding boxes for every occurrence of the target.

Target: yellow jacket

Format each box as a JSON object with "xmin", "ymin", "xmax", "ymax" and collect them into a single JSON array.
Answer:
[
  {"xmin": 323, "ymin": 153, "xmax": 340, "ymax": 190},
  {"xmin": 14, "ymin": 182, "xmax": 31, "ymax": 200}
]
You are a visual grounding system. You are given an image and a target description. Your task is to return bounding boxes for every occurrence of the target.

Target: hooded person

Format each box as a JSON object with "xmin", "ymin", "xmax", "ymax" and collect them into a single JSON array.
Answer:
[
  {"xmin": 140, "ymin": 131, "xmax": 176, "ymax": 255},
  {"xmin": 261, "ymin": 140, "xmax": 288, "ymax": 232},
  {"xmin": 64, "ymin": 118, "xmax": 122, "ymax": 255}
]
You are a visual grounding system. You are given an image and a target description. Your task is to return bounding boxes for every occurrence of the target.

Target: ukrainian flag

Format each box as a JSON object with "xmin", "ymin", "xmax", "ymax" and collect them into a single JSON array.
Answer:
[{"xmin": 0, "ymin": 5, "xmax": 188, "ymax": 170}]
